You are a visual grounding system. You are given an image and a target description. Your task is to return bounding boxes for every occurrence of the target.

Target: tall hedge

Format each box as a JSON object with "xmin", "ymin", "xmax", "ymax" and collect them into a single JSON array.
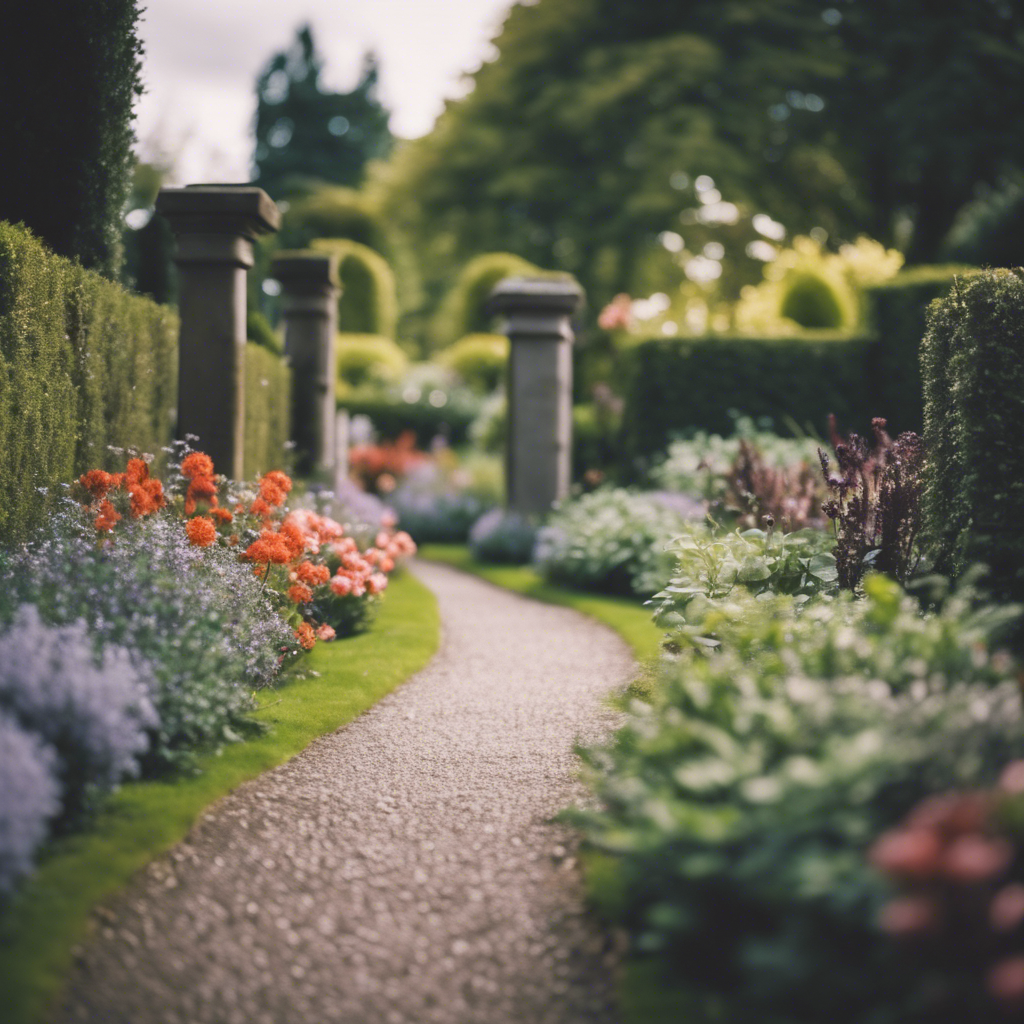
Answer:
[
  {"xmin": 244, "ymin": 344, "xmax": 292, "ymax": 478},
  {"xmin": 0, "ymin": 223, "xmax": 177, "ymax": 542},
  {"xmin": 620, "ymin": 332, "xmax": 875, "ymax": 467},
  {"xmin": 865, "ymin": 265, "xmax": 976, "ymax": 434},
  {"xmin": 311, "ymin": 238, "xmax": 398, "ymax": 337},
  {"xmin": 3, "ymin": 2, "xmax": 142, "ymax": 277},
  {"xmin": 921, "ymin": 268, "xmax": 1024, "ymax": 602}
]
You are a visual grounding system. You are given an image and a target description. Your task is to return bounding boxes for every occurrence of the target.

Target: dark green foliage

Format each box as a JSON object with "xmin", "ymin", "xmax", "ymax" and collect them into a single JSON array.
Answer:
[
  {"xmin": 620, "ymin": 333, "xmax": 875, "ymax": 469},
  {"xmin": 338, "ymin": 396, "xmax": 476, "ymax": 449},
  {"xmin": 779, "ymin": 272, "xmax": 846, "ymax": 329},
  {"xmin": 312, "ymin": 239, "xmax": 399, "ymax": 337},
  {"xmin": 430, "ymin": 253, "xmax": 542, "ymax": 349},
  {"xmin": 253, "ymin": 26, "xmax": 392, "ymax": 200},
  {"xmin": 244, "ymin": 344, "xmax": 292, "ymax": 478},
  {"xmin": 941, "ymin": 176, "xmax": 1024, "ymax": 269},
  {"xmin": 865, "ymin": 266, "xmax": 975, "ymax": 434},
  {"xmin": 246, "ymin": 310, "xmax": 283, "ymax": 355},
  {"xmin": 922, "ymin": 269, "xmax": 1024, "ymax": 603},
  {"xmin": 437, "ymin": 334, "xmax": 508, "ymax": 393},
  {"xmin": 2, "ymin": 1, "xmax": 143, "ymax": 277},
  {"xmin": 0, "ymin": 223, "xmax": 177, "ymax": 544}
]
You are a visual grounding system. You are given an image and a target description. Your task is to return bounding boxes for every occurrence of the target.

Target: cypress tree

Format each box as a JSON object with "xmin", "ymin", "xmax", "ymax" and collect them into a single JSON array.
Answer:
[{"xmin": 1, "ymin": 1, "xmax": 143, "ymax": 278}]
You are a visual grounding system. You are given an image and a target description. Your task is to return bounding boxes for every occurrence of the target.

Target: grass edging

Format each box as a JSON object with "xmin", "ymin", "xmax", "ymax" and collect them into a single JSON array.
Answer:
[
  {"xmin": 418, "ymin": 545, "xmax": 687, "ymax": 1022},
  {"xmin": 0, "ymin": 571, "xmax": 439, "ymax": 1024},
  {"xmin": 417, "ymin": 544, "xmax": 662, "ymax": 662}
]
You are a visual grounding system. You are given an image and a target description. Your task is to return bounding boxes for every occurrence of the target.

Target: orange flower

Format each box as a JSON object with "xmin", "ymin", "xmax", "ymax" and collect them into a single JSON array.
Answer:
[
  {"xmin": 294, "ymin": 622, "xmax": 316, "ymax": 650},
  {"xmin": 125, "ymin": 458, "xmax": 149, "ymax": 486},
  {"xmin": 288, "ymin": 582, "xmax": 314, "ymax": 604},
  {"xmin": 279, "ymin": 520, "xmax": 306, "ymax": 559},
  {"xmin": 264, "ymin": 469, "xmax": 293, "ymax": 494},
  {"xmin": 228, "ymin": 534, "xmax": 239, "ymax": 547},
  {"xmin": 210, "ymin": 507, "xmax": 233, "ymax": 524},
  {"xmin": 295, "ymin": 561, "xmax": 330, "ymax": 586},
  {"xmin": 185, "ymin": 516, "xmax": 217, "ymax": 547},
  {"xmin": 94, "ymin": 500, "xmax": 121, "ymax": 532},
  {"xmin": 249, "ymin": 496, "xmax": 272, "ymax": 518},
  {"xmin": 244, "ymin": 529, "xmax": 293, "ymax": 566},
  {"xmin": 80, "ymin": 469, "xmax": 117, "ymax": 499},
  {"xmin": 180, "ymin": 452, "xmax": 215, "ymax": 480}
]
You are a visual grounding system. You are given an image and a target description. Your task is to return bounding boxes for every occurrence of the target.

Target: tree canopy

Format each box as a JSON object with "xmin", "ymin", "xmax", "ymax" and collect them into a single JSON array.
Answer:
[
  {"xmin": 377, "ymin": 0, "xmax": 1024, "ymax": 316},
  {"xmin": 253, "ymin": 25, "xmax": 393, "ymax": 200}
]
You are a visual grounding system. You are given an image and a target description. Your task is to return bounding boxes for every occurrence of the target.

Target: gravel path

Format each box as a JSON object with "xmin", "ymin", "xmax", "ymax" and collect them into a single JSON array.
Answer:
[{"xmin": 56, "ymin": 560, "xmax": 636, "ymax": 1024}]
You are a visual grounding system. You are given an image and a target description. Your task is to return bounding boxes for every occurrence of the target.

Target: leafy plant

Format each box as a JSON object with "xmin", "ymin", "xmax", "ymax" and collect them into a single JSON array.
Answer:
[
  {"xmin": 534, "ymin": 488, "xmax": 692, "ymax": 596},
  {"xmin": 819, "ymin": 417, "xmax": 926, "ymax": 590},
  {"xmin": 650, "ymin": 521, "xmax": 836, "ymax": 649},
  {"xmin": 572, "ymin": 575, "xmax": 1024, "ymax": 1024},
  {"xmin": 724, "ymin": 438, "xmax": 825, "ymax": 531}
]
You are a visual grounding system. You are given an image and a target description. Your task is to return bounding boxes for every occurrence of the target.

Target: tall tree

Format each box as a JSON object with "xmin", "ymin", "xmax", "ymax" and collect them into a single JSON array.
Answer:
[
  {"xmin": 1, "ymin": 0, "xmax": 143, "ymax": 277},
  {"xmin": 253, "ymin": 26, "xmax": 393, "ymax": 200}
]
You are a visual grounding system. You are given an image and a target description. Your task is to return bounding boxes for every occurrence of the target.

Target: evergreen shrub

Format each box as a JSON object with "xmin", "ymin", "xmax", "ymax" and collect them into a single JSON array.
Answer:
[
  {"xmin": 430, "ymin": 252, "xmax": 541, "ymax": 348},
  {"xmin": 865, "ymin": 266, "xmax": 976, "ymax": 434},
  {"xmin": 244, "ymin": 344, "xmax": 292, "ymax": 478},
  {"xmin": 620, "ymin": 333, "xmax": 874, "ymax": 466},
  {"xmin": 312, "ymin": 238, "xmax": 399, "ymax": 337},
  {"xmin": 0, "ymin": 223, "xmax": 177, "ymax": 544},
  {"xmin": 921, "ymin": 268, "xmax": 1024, "ymax": 603},
  {"xmin": 437, "ymin": 333, "xmax": 508, "ymax": 392},
  {"xmin": 2, "ymin": 2, "xmax": 142, "ymax": 277},
  {"xmin": 336, "ymin": 334, "xmax": 409, "ymax": 394}
]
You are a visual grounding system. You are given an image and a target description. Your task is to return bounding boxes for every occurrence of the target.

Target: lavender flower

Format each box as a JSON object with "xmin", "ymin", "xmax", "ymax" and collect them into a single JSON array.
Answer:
[
  {"xmin": 0, "ymin": 710, "xmax": 60, "ymax": 894},
  {"xmin": 0, "ymin": 605, "xmax": 157, "ymax": 815}
]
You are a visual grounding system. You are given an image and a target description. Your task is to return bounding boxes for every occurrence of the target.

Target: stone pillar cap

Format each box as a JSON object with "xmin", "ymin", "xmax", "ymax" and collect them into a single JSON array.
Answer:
[
  {"xmin": 155, "ymin": 185, "xmax": 280, "ymax": 237},
  {"xmin": 486, "ymin": 276, "xmax": 583, "ymax": 316},
  {"xmin": 270, "ymin": 251, "xmax": 340, "ymax": 289}
]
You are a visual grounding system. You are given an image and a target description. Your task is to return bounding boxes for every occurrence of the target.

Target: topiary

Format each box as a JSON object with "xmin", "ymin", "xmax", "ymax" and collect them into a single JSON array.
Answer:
[
  {"xmin": 779, "ymin": 271, "xmax": 846, "ymax": 328},
  {"xmin": 335, "ymin": 333, "xmax": 408, "ymax": 396},
  {"xmin": 436, "ymin": 333, "xmax": 508, "ymax": 392},
  {"xmin": 430, "ymin": 252, "xmax": 542, "ymax": 349},
  {"xmin": 311, "ymin": 237, "xmax": 399, "ymax": 337}
]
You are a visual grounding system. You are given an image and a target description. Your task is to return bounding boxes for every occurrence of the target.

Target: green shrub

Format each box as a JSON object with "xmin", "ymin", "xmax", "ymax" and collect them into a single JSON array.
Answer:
[
  {"xmin": 534, "ymin": 488, "xmax": 693, "ymax": 597},
  {"xmin": 436, "ymin": 333, "xmax": 508, "ymax": 392},
  {"xmin": 779, "ymin": 271, "xmax": 847, "ymax": 328},
  {"xmin": 865, "ymin": 265, "xmax": 976, "ymax": 434},
  {"xmin": 430, "ymin": 252, "xmax": 541, "ymax": 349},
  {"xmin": 2, "ymin": 3, "xmax": 142, "ymax": 277},
  {"xmin": 620, "ymin": 333, "xmax": 874, "ymax": 469},
  {"xmin": 246, "ymin": 309, "xmax": 282, "ymax": 355},
  {"xmin": 922, "ymin": 268, "xmax": 1024, "ymax": 604},
  {"xmin": 335, "ymin": 334, "xmax": 408, "ymax": 394},
  {"xmin": 244, "ymin": 344, "xmax": 292, "ymax": 478},
  {"xmin": 311, "ymin": 238, "xmax": 399, "ymax": 337},
  {"xmin": 0, "ymin": 223, "xmax": 177, "ymax": 544},
  {"xmin": 573, "ymin": 575, "xmax": 1024, "ymax": 1023},
  {"xmin": 469, "ymin": 509, "xmax": 538, "ymax": 564}
]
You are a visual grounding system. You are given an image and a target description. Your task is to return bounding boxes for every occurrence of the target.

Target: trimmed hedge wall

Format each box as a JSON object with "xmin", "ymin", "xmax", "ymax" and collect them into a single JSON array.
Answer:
[
  {"xmin": 311, "ymin": 238, "xmax": 399, "ymax": 338},
  {"xmin": 865, "ymin": 265, "xmax": 976, "ymax": 435},
  {"xmin": 0, "ymin": 223, "xmax": 177, "ymax": 543},
  {"xmin": 244, "ymin": 343, "xmax": 292, "ymax": 478},
  {"xmin": 621, "ymin": 332, "xmax": 875, "ymax": 466},
  {"xmin": 339, "ymin": 396, "xmax": 476, "ymax": 448},
  {"xmin": 621, "ymin": 268, "xmax": 971, "ymax": 465},
  {"xmin": 922, "ymin": 268, "xmax": 1024, "ymax": 603}
]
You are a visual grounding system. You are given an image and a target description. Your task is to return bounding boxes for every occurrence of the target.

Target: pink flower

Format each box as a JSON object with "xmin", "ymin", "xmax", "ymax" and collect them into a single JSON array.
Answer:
[
  {"xmin": 878, "ymin": 896, "xmax": 939, "ymax": 936},
  {"xmin": 368, "ymin": 572, "xmax": 388, "ymax": 595},
  {"xmin": 330, "ymin": 575, "xmax": 353, "ymax": 596},
  {"xmin": 989, "ymin": 957, "xmax": 1024, "ymax": 1003},
  {"xmin": 315, "ymin": 623, "xmax": 336, "ymax": 641}
]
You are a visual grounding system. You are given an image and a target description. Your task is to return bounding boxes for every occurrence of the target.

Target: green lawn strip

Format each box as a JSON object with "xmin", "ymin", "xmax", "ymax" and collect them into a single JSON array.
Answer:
[
  {"xmin": 417, "ymin": 543, "xmax": 662, "ymax": 663},
  {"xmin": 0, "ymin": 571, "xmax": 439, "ymax": 1024},
  {"xmin": 419, "ymin": 546, "xmax": 691, "ymax": 1021}
]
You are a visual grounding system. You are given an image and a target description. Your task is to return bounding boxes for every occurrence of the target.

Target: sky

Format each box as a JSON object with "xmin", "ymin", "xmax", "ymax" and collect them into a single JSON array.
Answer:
[{"xmin": 135, "ymin": 0, "xmax": 516, "ymax": 185}]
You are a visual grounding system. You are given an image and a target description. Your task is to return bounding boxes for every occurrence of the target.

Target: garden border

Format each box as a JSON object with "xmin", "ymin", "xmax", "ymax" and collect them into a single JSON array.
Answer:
[{"xmin": 0, "ymin": 571, "xmax": 439, "ymax": 1024}]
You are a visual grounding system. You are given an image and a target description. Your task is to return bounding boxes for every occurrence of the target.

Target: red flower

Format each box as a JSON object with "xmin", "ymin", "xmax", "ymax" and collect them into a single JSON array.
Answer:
[
  {"xmin": 185, "ymin": 516, "xmax": 217, "ymax": 547},
  {"xmin": 287, "ymin": 582, "xmax": 314, "ymax": 604},
  {"xmin": 180, "ymin": 452, "xmax": 215, "ymax": 480}
]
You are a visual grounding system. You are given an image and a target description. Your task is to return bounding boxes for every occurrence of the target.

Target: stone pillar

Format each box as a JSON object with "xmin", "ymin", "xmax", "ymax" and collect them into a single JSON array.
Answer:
[
  {"xmin": 270, "ymin": 252, "xmax": 340, "ymax": 476},
  {"xmin": 487, "ymin": 277, "xmax": 583, "ymax": 515},
  {"xmin": 155, "ymin": 185, "xmax": 279, "ymax": 479}
]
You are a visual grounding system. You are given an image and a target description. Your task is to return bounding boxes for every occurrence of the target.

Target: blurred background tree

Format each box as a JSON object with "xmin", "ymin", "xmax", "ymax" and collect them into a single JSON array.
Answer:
[
  {"xmin": 375, "ymin": 0, "xmax": 1024, "ymax": 327},
  {"xmin": 1, "ymin": 0, "xmax": 143, "ymax": 278},
  {"xmin": 252, "ymin": 25, "xmax": 393, "ymax": 201}
]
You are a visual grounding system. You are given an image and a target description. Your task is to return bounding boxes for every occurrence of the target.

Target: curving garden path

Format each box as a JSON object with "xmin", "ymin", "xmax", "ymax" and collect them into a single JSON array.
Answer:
[{"xmin": 56, "ymin": 559, "xmax": 636, "ymax": 1024}]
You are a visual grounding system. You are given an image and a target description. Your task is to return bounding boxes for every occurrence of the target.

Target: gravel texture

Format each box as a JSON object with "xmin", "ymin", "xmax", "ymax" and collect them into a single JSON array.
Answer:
[{"xmin": 56, "ymin": 560, "xmax": 636, "ymax": 1024}]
